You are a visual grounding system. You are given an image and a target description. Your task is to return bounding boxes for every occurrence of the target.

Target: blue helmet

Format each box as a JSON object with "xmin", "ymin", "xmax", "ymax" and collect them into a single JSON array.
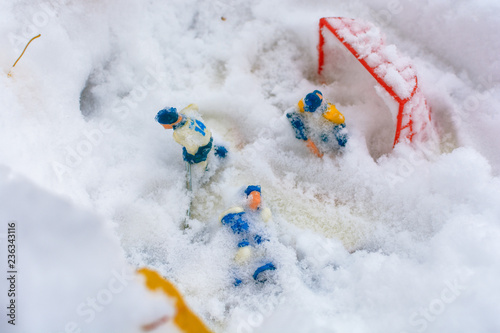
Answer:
[
  {"xmin": 304, "ymin": 90, "xmax": 323, "ymax": 112},
  {"xmin": 244, "ymin": 185, "xmax": 261, "ymax": 196},
  {"xmin": 155, "ymin": 107, "xmax": 179, "ymax": 124}
]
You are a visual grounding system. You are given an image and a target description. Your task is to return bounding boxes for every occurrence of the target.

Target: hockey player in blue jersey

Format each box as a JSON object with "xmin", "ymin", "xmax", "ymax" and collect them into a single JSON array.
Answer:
[
  {"xmin": 286, "ymin": 90, "xmax": 348, "ymax": 157},
  {"xmin": 220, "ymin": 185, "xmax": 276, "ymax": 285}
]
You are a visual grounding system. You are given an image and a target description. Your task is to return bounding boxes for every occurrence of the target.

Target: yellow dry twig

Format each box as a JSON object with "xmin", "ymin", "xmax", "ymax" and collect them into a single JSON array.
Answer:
[{"xmin": 7, "ymin": 34, "xmax": 41, "ymax": 78}]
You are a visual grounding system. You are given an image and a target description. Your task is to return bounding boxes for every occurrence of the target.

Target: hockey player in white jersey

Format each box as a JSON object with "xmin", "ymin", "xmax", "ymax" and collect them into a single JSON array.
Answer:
[
  {"xmin": 156, "ymin": 103, "xmax": 227, "ymax": 169},
  {"xmin": 156, "ymin": 104, "xmax": 227, "ymax": 221}
]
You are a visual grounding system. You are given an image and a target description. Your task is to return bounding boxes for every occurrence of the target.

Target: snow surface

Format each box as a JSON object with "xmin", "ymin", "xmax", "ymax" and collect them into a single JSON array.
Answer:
[{"xmin": 1, "ymin": 0, "xmax": 500, "ymax": 332}]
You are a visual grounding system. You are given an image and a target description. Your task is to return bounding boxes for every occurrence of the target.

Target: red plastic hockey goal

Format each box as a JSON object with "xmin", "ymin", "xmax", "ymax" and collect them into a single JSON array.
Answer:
[{"xmin": 318, "ymin": 17, "xmax": 433, "ymax": 147}]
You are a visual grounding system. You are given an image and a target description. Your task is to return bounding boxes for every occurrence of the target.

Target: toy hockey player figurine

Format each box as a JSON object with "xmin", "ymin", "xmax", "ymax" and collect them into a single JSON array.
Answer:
[
  {"xmin": 286, "ymin": 90, "xmax": 348, "ymax": 157},
  {"xmin": 156, "ymin": 104, "xmax": 219, "ymax": 167},
  {"xmin": 156, "ymin": 104, "xmax": 227, "ymax": 221},
  {"xmin": 155, "ymin": 103, "xmax": 228, "ymax": 179},
  {"xmin": 220, "ymin": 185, "xmax": 276, "ymax": 285}
]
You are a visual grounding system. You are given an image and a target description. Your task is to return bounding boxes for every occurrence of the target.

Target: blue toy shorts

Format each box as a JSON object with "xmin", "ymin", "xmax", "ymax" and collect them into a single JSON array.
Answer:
[{"xmin": 183, "ymin": 137, "xmax": 213, "ymax": 164}]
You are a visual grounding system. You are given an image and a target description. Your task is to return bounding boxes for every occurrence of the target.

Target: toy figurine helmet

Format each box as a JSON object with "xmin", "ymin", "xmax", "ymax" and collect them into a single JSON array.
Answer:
[
  {"xmin": 155, "ymin": 107, "xmax": 179, "ymax": 125},
  {"xmin": 244, "ymin": 185, "xmax": 261, "ymax": 196},
  {"xmin": 244, "ymin": 185, "xmax": 262, "ymax": 210},
  {"xmin": 303, "ymin": 90, "xmax": 323, "ymax": 112}
]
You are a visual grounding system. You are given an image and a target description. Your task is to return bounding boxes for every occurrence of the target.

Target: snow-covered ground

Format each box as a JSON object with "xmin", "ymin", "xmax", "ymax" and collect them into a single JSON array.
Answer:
[{"xmin": 1, "ymin": 0, "xmax": 500, "ymax": 332}]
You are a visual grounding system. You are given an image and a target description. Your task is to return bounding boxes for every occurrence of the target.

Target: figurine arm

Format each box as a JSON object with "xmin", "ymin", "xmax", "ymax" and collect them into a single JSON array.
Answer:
[
  {"xmin": 260, "ymin": 207, "xmax": 272, "ymax": 223},
  {"xmin": 322, "ymin": 103, "xmax": 345, "ymax": 125}
]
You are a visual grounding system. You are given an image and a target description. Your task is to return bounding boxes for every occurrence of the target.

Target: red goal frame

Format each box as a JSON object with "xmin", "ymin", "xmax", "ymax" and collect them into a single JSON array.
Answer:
[{"xmin": 318, "ymin": 17, "xmax": 433, "ymax": 147}]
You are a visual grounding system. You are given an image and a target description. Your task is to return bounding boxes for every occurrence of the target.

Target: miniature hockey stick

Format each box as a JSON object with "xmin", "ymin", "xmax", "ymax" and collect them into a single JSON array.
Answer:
[{"xmin": 184, "ymin": 162, "xmax": 192, "ymax": 228}]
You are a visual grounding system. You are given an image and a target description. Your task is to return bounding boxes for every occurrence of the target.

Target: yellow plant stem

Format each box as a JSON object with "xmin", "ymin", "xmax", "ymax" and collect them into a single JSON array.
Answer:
[{"xmin": 8, "ymin": 34, "xmax": 41, "ymax": 77}]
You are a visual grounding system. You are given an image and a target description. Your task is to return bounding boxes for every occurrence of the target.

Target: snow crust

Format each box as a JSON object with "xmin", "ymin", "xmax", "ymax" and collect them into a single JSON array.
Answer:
[{"xmin": 1, "ymin": 0, "xmax": 500, "ymax": 332}]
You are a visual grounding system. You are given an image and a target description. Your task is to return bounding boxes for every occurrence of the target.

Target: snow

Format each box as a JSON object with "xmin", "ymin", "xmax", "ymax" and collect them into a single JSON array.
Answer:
[
  {"xmin": 1, "ymin": 0, "xmax": 500, "ymax": 333},
  {"xmin": 0, "ymin": 168, "xmax": 174, "ymax": 332}
]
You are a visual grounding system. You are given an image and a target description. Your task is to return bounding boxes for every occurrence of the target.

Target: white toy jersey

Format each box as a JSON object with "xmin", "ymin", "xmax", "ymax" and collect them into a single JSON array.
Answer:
[
  {"xmin": 172, "ymin": 104, "xmax": 212, "ymax": 155},
  {"xmin": 173, "ymin": 117, "xmax": 212, "ymax": 154}
]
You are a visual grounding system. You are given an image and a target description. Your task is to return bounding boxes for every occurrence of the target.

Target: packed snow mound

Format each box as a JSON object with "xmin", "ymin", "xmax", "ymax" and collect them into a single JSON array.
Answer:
[
  {"xmin": 0, "ymin": 167, "xmax": 175, "ymax": 333},
  {"xmin": 1, "ymin": 0, "xmax": 500, "ymax": 333}
]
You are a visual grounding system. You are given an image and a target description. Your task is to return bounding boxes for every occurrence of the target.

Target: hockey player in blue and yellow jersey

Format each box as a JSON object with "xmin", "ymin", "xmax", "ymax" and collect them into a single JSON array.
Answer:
[{"xmin": 286, "ymin": 90, "xmax": 348, "ymax": 157}]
